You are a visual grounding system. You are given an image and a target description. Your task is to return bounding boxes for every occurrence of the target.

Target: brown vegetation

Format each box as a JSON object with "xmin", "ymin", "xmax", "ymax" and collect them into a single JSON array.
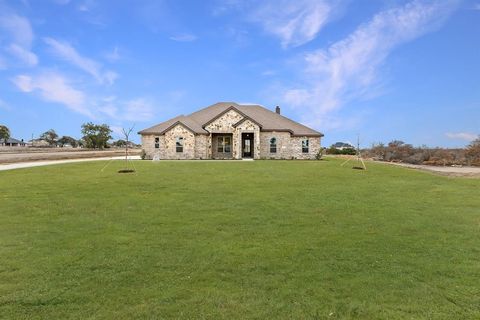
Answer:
[{"xmin": 364, "ymin": 138, "xmax": 480, "ymax": 166}]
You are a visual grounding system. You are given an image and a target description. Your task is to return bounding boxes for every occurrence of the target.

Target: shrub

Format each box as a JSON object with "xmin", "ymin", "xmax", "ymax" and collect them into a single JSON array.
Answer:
[{"xmin": 140, "ymin": 149, "xmax": 146, "ymax": 160}]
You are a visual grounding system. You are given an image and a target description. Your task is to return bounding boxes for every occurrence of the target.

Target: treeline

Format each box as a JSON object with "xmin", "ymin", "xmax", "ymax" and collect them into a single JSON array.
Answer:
[
  {"xmin": 363, "ymin": 139, "xmax": 480, "ymax": 166},
  {"xmin": 1, "ymin": 122, "xmax": 138, "ymax": 149}
]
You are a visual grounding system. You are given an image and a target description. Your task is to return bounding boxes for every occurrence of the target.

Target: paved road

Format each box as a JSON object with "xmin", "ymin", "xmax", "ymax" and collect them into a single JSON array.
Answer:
[
  {"xmin": 0, "ymin": 156, "xmax": 141, "ymax": 171},
  {"xmin": 0, "ymin": 150, "xmax": 138, "ymax": 164}
]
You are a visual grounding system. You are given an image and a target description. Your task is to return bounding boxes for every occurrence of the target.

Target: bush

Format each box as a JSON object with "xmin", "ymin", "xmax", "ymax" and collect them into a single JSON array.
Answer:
[{"xmin": 140, "ymin": 149, "xmax": 146, "ymax": 160}]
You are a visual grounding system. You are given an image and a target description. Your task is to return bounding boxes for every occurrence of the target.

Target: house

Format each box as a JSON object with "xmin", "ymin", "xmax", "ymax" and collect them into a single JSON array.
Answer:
[
  {"xmin": 138, "ymin": 102, "xmax": 323, "ymax": 160},
  {"xmin": 0, "ymin": 137, "xmax": 26, "ymax": 147},
  {"xmin": 332, "ymin": 142, "xmax": 355, "ymax": 150},
  {"xmin": 29, "ymin": 139, "xmax": 50, "ymax": 147}
]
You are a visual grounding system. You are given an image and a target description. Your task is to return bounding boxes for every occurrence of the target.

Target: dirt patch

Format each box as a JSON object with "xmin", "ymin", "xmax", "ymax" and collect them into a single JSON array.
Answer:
[{"xmin": 378, "ymin": 161, "xmax": 480, "ymax": 178}]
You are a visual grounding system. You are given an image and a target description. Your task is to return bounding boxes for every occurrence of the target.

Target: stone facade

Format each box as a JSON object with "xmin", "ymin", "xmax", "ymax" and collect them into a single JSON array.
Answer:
[{"xmin": 141, "ymin": 109, "xmax": 321, "ymax": 160}]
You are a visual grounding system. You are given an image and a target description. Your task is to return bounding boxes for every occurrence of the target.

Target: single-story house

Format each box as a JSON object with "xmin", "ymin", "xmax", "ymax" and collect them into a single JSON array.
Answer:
[
  {"xmin": 0, "ymin": 137, "xmax": 26, "ymax": 147},
  {"xmin": 332, "ymin": 142, "xmax": 355, "ymax": 150},
  {"xmin": 138, "ymin": 102, "xmax": 323, "ymax": 160}
]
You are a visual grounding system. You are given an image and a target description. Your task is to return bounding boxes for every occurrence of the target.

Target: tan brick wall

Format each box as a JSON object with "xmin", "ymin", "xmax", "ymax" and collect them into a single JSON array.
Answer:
[
  {"xmin": 259, "ymin": 132, "xmax": 291, "ymax": 159},
  {"xmin": 142, "ymin": 134, "xmax": 165, "ymax": 159},
  {"xmin": 194, "ymin": 134, "xmax": 208, "ymax": 159},
  {"xmin": 234, "ymin": 119, "xmax": 260, "ymax": 159},
  {"xmin": 163, "ymin": 124, "xmax": 195, "ymax": 159},
  {"xmin": 289, "ymin": 136, "xmax": 321, "ymax": 159}
]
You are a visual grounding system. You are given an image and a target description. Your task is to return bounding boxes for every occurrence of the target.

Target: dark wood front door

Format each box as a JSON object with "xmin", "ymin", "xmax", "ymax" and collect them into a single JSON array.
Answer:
[{"xmin": 242, "ymin": 133, "xmax": 253, "ymax": 158}]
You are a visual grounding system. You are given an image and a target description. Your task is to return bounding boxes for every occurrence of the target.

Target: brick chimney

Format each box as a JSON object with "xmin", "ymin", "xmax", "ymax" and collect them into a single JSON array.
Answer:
[{"xmin": 275, "ymin": 106, "xmax": 280, "ymax": 114}]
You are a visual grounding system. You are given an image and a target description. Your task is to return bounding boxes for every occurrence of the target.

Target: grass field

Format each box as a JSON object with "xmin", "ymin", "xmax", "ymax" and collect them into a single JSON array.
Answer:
[{"xmin": 1, "ymin": 159, "xmax": 479, "ymax": 319}]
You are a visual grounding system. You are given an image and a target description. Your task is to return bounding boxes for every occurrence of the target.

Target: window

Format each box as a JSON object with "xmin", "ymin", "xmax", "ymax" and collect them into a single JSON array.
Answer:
[
  {"xmin": 154, "ymin": 137, "xmax": 160, "ymax": 149},
  {"xmin": 217, "ymin": 136, "xmax": 232, "ymax": 153},
  {"xmin": 270, "ymin": 137, "xmax": 277, "ymax": 153},
  {"xmin": 176, "ymin": 137, "xmax": 184, "ymax": 153},
  {"xmin": 302, "ymin": 139, "xmax": 309, "ymax": 153}
]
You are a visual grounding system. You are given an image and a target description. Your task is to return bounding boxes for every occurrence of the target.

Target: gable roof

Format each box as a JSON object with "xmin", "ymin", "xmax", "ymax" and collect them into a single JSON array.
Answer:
[{"xmin": 139, "ymin": 102, "xmax": 323, "ymax": 137}]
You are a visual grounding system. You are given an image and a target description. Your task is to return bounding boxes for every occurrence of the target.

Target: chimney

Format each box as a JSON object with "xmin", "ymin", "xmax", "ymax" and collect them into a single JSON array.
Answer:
[{"xmin": 275, "ymin": 106, "xmax": 281, "ymax": 114}]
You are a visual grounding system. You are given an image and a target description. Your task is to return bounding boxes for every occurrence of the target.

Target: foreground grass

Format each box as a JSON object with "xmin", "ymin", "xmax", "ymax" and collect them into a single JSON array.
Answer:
[{"xmin": 0, "ymin": 159, "xmax": 479, "ymax": 319}]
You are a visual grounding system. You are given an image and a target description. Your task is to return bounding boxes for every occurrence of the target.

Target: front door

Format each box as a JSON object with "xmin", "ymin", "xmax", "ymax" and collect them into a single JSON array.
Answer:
[{"xmin": 242, "ymin": 133, "xmax": 253, "ymax": 158}]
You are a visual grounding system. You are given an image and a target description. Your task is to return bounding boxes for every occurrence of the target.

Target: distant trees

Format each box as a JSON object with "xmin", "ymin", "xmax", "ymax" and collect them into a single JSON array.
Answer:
[
  {"xmin": 0, "ymin": 125, "xmax": 10, "ymax": 145},
  {"xmin": 40, "ymin": 129, "xmax": 59, "ymax": 146},
  {"xmin": 81, "ymin": 122, "xmax": 112, "ymax": 149},
  {"xmin": 466, "ymin": 137, "xmax": 480, "ymax": 166},
  {"xmin": 112, "ymin": 139, "xmax": 127, "ymax": 147},
  {"xmin": 365, "ymin": 140, "xmax": 472, "ymax": 166},
  {"xmin": 327, "ymin": 146, "xmax": 356, "ymax": 155},
  {"xmin": 57, "ymin": 136, "xmax": 78, "ymax": 148}
]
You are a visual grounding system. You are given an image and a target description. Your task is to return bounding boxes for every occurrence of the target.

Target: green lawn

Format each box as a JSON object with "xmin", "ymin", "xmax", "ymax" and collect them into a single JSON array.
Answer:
[{"xmin": 1, "ymin": 159, "xmax": 479, "ymax": 319}]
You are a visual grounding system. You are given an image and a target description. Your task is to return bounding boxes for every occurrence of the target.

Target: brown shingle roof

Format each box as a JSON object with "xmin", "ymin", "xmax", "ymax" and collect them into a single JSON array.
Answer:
[{"xmin": 138, "ymin": 102, "xmax": 323, "ymax": 137}]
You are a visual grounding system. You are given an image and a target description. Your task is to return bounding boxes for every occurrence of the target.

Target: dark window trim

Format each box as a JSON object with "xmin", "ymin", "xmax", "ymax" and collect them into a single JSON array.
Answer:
[
  {"xmin": 176, "ymin": 137, "xmax": 184, "ymax": 153},
  {"xmin": 269, "ymin": 137, "xmax": 277, "ymax": 153},
  {"xmin": 302, "ymin": 139, "xmax": 309, "ymax": 153},
  {"xmin": 217, "ymin": 135, "xmax": 232, "ymax": 153}
]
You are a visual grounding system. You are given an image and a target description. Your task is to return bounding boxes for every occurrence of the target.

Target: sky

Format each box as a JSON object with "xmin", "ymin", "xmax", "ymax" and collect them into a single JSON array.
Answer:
[{"xmin": 0, "ymin": 0, "xmax": 479, "ymax": 147}]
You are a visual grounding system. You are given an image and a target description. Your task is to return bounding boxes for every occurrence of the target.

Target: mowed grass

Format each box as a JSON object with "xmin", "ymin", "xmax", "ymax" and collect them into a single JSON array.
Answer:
[{"xmin": 0, "ymin": 159, "xmax": 479, "ymax": 319}]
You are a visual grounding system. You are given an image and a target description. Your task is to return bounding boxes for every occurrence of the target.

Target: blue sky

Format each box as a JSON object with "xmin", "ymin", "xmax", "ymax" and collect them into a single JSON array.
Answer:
[{"xmin": 0, "ymin": 0, "xmax": 479, "ymax": 147}]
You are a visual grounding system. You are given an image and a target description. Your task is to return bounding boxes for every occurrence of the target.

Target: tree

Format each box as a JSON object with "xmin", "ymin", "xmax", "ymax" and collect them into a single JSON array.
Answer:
[
  {"xmin": 81, "ymin": 122, "xmax": 112, "ymax": 149},
  {"xmin": 57, "ymin": 136, "xmax": 78, "ymax": 148},
  {"xmin": 0, "ymin": 125, "xmax": 10, "ymax": 146},
  {"xmin": 40, "ymin": 129, "xmax": 58, "ymax": 146},
  {"xmin": 466, "ymin": 137, "xmax": 480, "ymax": 166},
  {"xmin": 112, "ymin": 139, "xmax": 127, "ymax": 147}
]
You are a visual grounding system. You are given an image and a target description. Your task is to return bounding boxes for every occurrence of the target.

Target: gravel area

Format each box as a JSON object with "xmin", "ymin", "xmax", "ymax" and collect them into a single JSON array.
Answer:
[{"xmin": 379, "ymin": 161, "xmax": 480, "ymax": 178}]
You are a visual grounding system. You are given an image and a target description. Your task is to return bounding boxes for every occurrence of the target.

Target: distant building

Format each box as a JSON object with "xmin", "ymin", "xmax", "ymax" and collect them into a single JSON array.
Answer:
[
  {"xmin": 29, "ymin": 139, "xmax": 50, "ymax": 147},
  {"xmin": 0, "ymin": 138, "xmax": 27, "ymax": 147},
  {"xmin": 332, "ymin": 142, "xmax": 355, "ymax": 150}
]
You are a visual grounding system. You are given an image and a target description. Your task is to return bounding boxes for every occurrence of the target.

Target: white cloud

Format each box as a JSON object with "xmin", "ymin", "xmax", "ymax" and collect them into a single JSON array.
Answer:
[
  {"xmin": 11, "ymin": 72, "xmax": 93, "ymax": 117},
  {"xmin": 445, "ymin": 132, "xmax": 478, "ymax": 141},
  {"xmin": 281, "ymin": 0, "xmax": 459, "ymax": 128},
  {"xmin": 44, "ymin": 37, "xmax": 118, "ymax": 85},
  {"xmin": 0, "ymin": 13, "xmax": 33, "ymax": 47},
  {"xmin": 0, "ymin": 12, "xmax": 37, "ymax": 68},
  {"xmin": 98, "ymin": 96, "xmax": 154, "ymax": 122},
  {"xmin": 473, "ymin": 3, "xmax": 480, "ymax": 10},
  {"xmin": 250, "ymin": 0, "xmax": 333, "ymax": 48},
  {"xmin": 123, "ymin": 98, "xmax": 154, "ymax": 122},
  {"xmin": 7, "ymin": 44, "xmax": 38, "ymax": 66},
  {"xmin": 170, "ymin": 33, "xmax": 197, "ymax": 42}
]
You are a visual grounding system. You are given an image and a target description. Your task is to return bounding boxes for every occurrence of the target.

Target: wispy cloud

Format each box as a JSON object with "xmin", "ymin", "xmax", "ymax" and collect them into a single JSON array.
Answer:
[
  {"xmin": 0, "ymin": 12, "xmax": 37, "ymax": 67},
  {"xmin": 170, "ymin": 33, "xmax": 197, "ymax": 42},
  {"xmin": 6, "ymin": 44, "xmax": 38, "ymax": 66},
  {"xmin": 282, "ymin": 0, "xmax": 459, "ymax": 128},
  {"xmin": 44, "ymin": 37, "xmax": 118, "ymax": 85},
  {"xmin": 104, "ymin": 46, "xmax": 121, "ymax": 63},
  {"xmin": 251, "ymin": 0, "xmax": 333, "ymax": 48},
  {"xmin": 123, "ymin": 98, "xmax": 154, "ymax": 122},
  {"xmin": 0, "ymin": 13, "xmax": 33, "ymax": 47},
  {"xmin": 445, "ymin": 132, "xmax": 478, "ymax": 141},
  {"xmin": 11, "ymin": 72, "xmax": 93, "ymax": 117},
  {"xmin": 98, "ymin": 96, "xmax": 154, "ymax": 122}
]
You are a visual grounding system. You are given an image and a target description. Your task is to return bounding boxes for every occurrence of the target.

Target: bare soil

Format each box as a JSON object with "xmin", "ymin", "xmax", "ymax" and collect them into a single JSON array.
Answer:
[{"xmin": 378, "ymin": 161, "xmax": 480, "ymax": 178}]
